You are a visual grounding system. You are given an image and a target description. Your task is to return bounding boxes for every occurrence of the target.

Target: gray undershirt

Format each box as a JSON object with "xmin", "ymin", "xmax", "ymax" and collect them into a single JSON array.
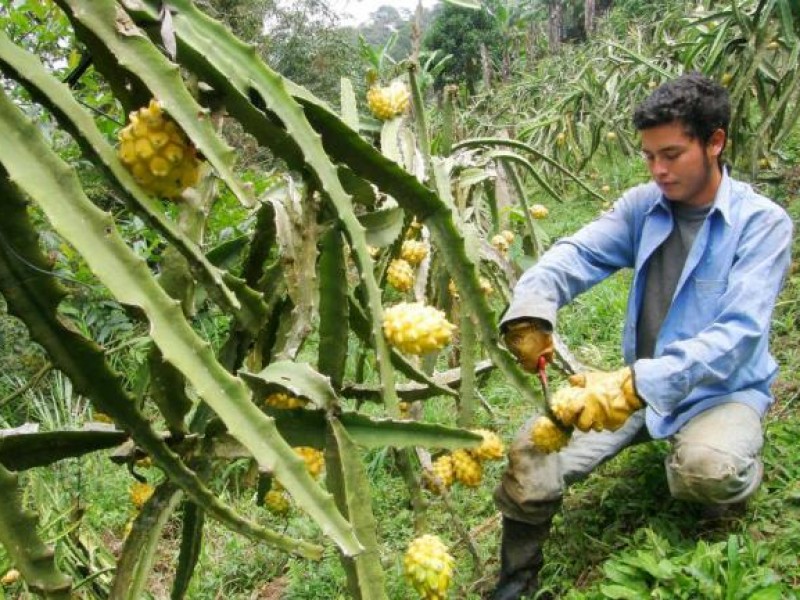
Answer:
[{"xmin": 636, "ymin": 201, "xmax": 712, "ymax": 359}]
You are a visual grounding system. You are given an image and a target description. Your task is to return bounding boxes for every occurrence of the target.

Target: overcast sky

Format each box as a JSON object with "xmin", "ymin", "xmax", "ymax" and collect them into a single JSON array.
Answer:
[{"xmin": 331, "ymin": 0, "xmax": 440, "ymax": 26}]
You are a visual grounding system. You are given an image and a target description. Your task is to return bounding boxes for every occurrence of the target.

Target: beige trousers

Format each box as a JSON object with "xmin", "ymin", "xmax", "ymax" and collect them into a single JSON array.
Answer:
[{"xmin": 494, "ymin": 402, "xmax": 764, "ymax": 525}]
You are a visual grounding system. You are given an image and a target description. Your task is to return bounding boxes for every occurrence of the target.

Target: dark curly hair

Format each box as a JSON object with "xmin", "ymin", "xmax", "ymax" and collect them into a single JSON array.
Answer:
[{"xmin": 633, "ymin": 72, "xmax": 730, "ymax": 147}]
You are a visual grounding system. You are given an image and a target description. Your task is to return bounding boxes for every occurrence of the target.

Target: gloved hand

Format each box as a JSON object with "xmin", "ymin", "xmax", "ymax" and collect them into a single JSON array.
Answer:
[
  {"xmin": 502, "ymin": 319, "xmax": 554, "ymax": 372},
  {"xmin": 550, "ymin": 367, "xmax": 642, "ymax": 432}
]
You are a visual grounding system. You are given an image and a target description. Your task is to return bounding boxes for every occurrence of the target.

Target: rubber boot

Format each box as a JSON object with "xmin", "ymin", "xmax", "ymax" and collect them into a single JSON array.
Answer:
[{"xmin": 490, "ymin": 517, "xmax": 552, "ymax": 600}]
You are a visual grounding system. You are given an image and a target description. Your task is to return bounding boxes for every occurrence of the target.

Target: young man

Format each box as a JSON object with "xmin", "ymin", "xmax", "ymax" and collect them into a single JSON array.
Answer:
[{"xmin": 491, "ymin": 73, "xmax": 794, "ymax": 600}]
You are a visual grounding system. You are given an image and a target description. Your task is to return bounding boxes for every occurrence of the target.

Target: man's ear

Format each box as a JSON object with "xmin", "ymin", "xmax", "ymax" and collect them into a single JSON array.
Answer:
[{"xmin": 708, "ymin": 128, "xmax": 726, "ymax": 157}]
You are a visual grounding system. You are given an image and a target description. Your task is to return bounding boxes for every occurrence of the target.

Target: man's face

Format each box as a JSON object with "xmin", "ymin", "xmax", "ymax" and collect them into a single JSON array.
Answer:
[{"xmin": 640, "ymin": 121, "xmax": 724, "ymax": 207}]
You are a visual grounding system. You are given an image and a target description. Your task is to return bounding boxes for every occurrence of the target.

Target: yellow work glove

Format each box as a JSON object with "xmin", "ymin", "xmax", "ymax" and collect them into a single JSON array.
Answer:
[
  {"xmin": 550, "ymin": 367, "xmax": 642, "ymax": 432},
  {"xmin": 502, "ymin": 319, "xmax": 554, "ymax": 372}
]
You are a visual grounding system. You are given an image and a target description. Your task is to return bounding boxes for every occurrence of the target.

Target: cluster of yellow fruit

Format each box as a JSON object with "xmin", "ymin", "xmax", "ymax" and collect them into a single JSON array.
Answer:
[
  {"xmin": 117, "ymin": 100, "xmax": 200, "ymax": 199},
  {"xmin": 383, "ymin": 302, "xmax": 455, "ymax": 356},
  {"xmin": 403, "ymin": 534, "xmax": 455, "ymax": 600},
  {"xmin": 265, "ymin": 391, "xmax": 308, "ymax": 410},
  {"xmin": 426, "ymin": 429, "xmax": 505, "ymax": 492},
  {"xmin": 265, "ymin": 447, "xmax": 325, "ymax": 515},
  {"xmin": 130, "ymin": 481, "xmax": 155, "ymax": 509},
  {"xmin": 529, "ymin": 204, "xmax": 549, "ymax": 220},
  {"xmin": 367, "ymin": 80, "xmax": 411, "ymax": 121}
]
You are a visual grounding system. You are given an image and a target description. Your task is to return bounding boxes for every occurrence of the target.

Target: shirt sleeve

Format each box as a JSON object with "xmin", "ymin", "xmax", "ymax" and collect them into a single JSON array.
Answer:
[
  {"xmin": 501, "ymin": 190, "xmax": 640, "ymax": 329},
  {"xmin": 633, "ymin": 208, "xmax": 794, "ymax": 415}
]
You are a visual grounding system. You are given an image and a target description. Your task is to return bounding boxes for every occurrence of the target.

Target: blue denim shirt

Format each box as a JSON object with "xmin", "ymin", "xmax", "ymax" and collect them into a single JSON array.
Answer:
[{"xmin": 502, "ymin": 173, "xmax": 793, "ymax": 438}]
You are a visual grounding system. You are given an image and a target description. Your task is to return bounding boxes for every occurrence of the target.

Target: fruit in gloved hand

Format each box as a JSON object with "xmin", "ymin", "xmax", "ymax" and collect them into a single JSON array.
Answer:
[
  {"xmin": 367, "ymin": 80, "xmax": 410, "ymax": 120},
  {"xmin": 470, "ymin": 429, "xmax": 505, "ymax": 461},
  {"xmin": 387, "ymin": 258, "xmax": 415, "ymax": 292},
  {"xmin": 404, "ymin": 534, "xmax": 454, "ymax": 600},
  {"xmin": 451, "ymin": 449, "xmax": 483, "ymax": 487},
  {"xmin": 530, "ymin": 415, "xmax": 570, "ymax": 453},
  {"xmin": 383, "ymin": 302, "xmax": 455, "ymax": 355},
  {"xmin": 551, "ymin": 367, "xmax": 642, "ymax": 432},
  {"xmin": 117, "ymin": 99, "xmax": 200, "ymax": 199},
  {"xmin": 401, "ymin": 240, "xmax": 429, "ymax": 266},
  {"xmin": 502, "ymin": 320, "xmax": 554, "ymax": 371}
]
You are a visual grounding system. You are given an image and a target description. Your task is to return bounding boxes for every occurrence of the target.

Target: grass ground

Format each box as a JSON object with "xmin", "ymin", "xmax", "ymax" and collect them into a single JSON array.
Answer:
[{"xmin": 0, "ymin": 158, "xmax": 798, "ymax": 599}]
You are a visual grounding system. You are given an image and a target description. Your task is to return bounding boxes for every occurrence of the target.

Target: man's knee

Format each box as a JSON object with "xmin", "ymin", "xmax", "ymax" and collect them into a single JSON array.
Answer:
[{"xmin": 666, "ymin": 443, "xmax": 763, "ymax": 504}]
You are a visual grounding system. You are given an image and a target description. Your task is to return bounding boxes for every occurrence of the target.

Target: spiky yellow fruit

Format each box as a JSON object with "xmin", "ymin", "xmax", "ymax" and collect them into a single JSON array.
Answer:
[
  {"xmin": 404, "ymin": 534, "xmax": 455, "ymax": 600},
  {"xmin": 383, "ymin": 302, "xmax": 456, "ymax": 355},
  {"xmin": 529, "ymin": 204, "xmax": 549, "ymax": 220},
  {"xmin": 451, "ymin": 449, "xmax": 482, "ymax": 487},
  {"xmin": 265, "ymin": 489, "xmax": 291, "ymax": 515},
  {"xmin": 470, "ymin": 429, "xmax": 505, "ymax": 461},
  {"xmin": 721, "ymin": 72, "xmax": 733, "ymax": 86},
  {"xmin": 1, "ymin": 569, "xmax": 20, "ymax": 585},
  {"xmin": 367, "ymin": 80, "xmax": 410, "ymax": 120},
  {"xmin": 491, "ymin": 234, "xmax": 509, "ymax": 254},
  {"xmin": 601, "ymin": 185, "xmax": 612, "ymax": 193},
  {"xmin": 766, "ymin": 40, "xmax": 779, "ymax": 50},
  {"xmin": 401, "ymin": 240, "xmax": 429, "ymax": 266},
  {"xmin": 606, "ymin": 131, "xmax": 617, "ymax": 141},
  {"xmin": 265, "ymin": 392, "xmax": 307, "ymax": 410},
  {"xmin": 387, "ymin": 258, "xmax": 415, "ymax": 292},
  {"xmin": 500, "ymin": 229, "xmax": 515, "ymax": 244},
  {"xmin": 294, "ymin": 447, "xmax": 325, "ymax": 479},
  {"xmin": 117, "ymin": 100, "xmax": 200, "ymax": 199},
  {"xmin": 556, "ymin": 132, "xmax": 566, "ymax": 146},
  {"xmin": 530, "ymin": 416, "xmax": 570, "ymax": 453},
  {"xmin": 429, "ymin": 454, "xmax": 455, "ymax": 491},
  {"xmin": 130, "ymin": 481, "xmax": 154, "ymax": 509},
  {"xmin": 758, "ymin": 158, "xmax": 770, "ymax": 169},
  {"xmin": 368, "ymin": 245, "xmax": 381, "ymax": 258}
]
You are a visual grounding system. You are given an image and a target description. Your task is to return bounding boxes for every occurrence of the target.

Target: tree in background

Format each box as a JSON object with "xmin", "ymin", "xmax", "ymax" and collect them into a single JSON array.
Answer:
[
  {"xmin": 206, "ymin": 0, "xmax": 358, "ymax": 103},
  {"xmin": 423, "ymin": 1, "xmax": 503, "ymax": 94}
]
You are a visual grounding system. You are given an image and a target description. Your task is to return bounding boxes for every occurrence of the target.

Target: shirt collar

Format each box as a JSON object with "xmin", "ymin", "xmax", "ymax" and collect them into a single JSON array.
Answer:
[{"xmin": 645, "ymin": 168, "xmax": 733, "ymax": 226}]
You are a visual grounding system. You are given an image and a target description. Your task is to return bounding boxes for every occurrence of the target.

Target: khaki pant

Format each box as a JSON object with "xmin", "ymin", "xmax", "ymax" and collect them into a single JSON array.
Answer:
[{"xmin": 494, "ymin": 402, "xmax": 764, "ymax": 525}]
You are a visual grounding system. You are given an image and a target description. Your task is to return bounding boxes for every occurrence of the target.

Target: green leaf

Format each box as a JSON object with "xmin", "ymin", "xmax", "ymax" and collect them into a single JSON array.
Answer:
[
  {"xmin": 0, "ymin": 429, "xmax": 127, "ymax": 471},
  {"xmin": 358, "ymin": 206, "xmax": 405, "ymax": 248},
  {"xmin": 110, "ymin": 481, "xmax": 183, "ymax": 599},
  {"xmin": 340, "ymin": 77, "xmax": 359, "ymax": 131},
  {"xmin": 0, "ymin": 465, "xmax": 72, "ymax": 598},
  {"xmin": 241, "ymin": 361, "xmax": 340, "ymax": 411},
  {"xmin": 317, "ymin": 228, "xmax": 349, "ymax": 389},
  {"xmin": 325, "ymin": 419, "xmax": 387, "ymax": 600}
]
